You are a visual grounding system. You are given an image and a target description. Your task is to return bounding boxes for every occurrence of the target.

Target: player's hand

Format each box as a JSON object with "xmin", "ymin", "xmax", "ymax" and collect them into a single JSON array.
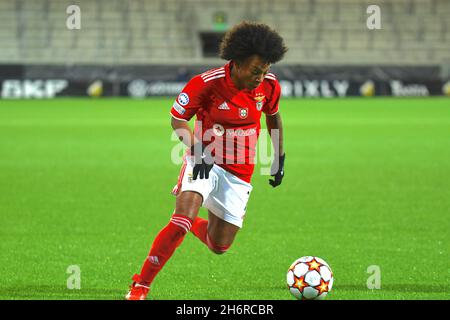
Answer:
[
  {"xmin": 191, "ymin": 142, "xmax": 214, "ymax": 180},
  {"xmin": 269, "ymin": 153, "xmax": 285, "ymax": 188}
]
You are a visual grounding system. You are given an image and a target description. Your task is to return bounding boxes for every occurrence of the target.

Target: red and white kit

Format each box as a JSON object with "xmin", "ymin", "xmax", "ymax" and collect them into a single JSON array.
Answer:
[{"xmin": 171, "ymin": 62, "xmax": 281, "ymax": 227}]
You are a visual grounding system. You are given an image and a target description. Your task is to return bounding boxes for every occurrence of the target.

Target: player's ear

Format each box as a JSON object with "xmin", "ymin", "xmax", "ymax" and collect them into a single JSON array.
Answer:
[
  {"xmin": 233, "ymin": 59, "xmax": 244, "ymax": 73},
  {"xmin": 233, "ymin": 60, "xmax": 240, "ymax": 72}
]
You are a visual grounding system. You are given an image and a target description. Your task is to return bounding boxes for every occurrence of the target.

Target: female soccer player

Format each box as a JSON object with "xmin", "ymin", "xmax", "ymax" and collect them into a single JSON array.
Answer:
[{"xmin": 126, "ymin": 21, "xmax": 287, "ymax": 300}]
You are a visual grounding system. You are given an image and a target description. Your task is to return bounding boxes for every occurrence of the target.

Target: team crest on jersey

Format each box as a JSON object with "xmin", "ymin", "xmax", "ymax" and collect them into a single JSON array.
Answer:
[
  {"xmin": 254, "ymin": 93, "xmax": 265, "ymax": 111},
  {"xmin": 239, "ymin": 108, "xmax": 248, "ymax": 119},
  {"xmin": 256, "ymin": 101, "xmax": 263, "ymax": 111}
]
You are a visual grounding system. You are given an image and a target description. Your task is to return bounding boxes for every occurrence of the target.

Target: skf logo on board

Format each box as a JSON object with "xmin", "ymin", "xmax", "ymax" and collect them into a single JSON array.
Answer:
[{"xmin": 1, "ymin": 79, "xmax": 68, "ymax": 99}]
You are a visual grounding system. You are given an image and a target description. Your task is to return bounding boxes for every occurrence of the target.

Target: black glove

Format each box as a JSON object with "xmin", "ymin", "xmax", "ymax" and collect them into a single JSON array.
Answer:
[
  {"xmin": 269, "ymin": 153, "xmax": 285, "ymax": 188},
  {"xmin": 191, "ymin": 142, "xmax": 214, "ymax": 180}
]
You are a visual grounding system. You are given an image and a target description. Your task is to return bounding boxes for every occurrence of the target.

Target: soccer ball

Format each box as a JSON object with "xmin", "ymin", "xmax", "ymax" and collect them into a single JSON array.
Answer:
[{"xmin": 286, "ymin": 256, "xmax": 334, "ymax": 300}]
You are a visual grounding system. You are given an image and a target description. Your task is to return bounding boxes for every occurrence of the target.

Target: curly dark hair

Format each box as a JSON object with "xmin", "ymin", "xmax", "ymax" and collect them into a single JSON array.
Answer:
[{"xmin": 219, "ymin": 21, "xmax": 288, "ymax": 64}]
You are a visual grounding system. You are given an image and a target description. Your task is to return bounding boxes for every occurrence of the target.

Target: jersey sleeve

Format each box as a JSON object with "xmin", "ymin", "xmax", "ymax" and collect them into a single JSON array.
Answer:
[
  {"xmin": 170, "ymin": 75, "xmax": 205, "ymax": 121},
  {"xmin": 262, "ymin": 79, "xmax": 281, "ymax": 116}
]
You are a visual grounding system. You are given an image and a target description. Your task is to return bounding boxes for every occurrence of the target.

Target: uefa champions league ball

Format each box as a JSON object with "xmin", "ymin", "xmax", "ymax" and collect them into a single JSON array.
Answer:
[{"xmin": 286, "ymin": 256, "xmax": 334, "ymax": 300}]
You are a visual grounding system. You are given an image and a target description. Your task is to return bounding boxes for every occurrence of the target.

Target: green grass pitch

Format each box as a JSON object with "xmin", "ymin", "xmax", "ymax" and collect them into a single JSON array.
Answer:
[{"xmin": 0, "ymin": 97, "xmax": 449, "ymax": 300}]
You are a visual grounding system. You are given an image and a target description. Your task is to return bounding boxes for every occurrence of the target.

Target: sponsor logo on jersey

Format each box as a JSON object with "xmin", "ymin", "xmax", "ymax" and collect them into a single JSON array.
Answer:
[
  {"xmin": 218, "ymin": 102, "xmax": 230, "ymax": 110},
  {"xmin": 177, "ymin": 92, "xmax": 190, "ymax": 106},
  {"xmin": 239, "ymin": 107, "xmax": 248, "ymax": 119},
  {"xmin": 213, "ymin": 123, "xmax": 225, "ymax": 136},
  {"xmin": 226, "ymin": 128, "xmax": 257, "ymax": 137},
  {"xmin": 172, "ymin": 101, "xmax": 186, "ymax": 114}
]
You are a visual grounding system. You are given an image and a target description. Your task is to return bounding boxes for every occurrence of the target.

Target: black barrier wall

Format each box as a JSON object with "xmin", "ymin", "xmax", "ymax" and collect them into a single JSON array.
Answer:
[{"xmin": 1, "ymin": 64, "xmax": 449, "ymax": 98}]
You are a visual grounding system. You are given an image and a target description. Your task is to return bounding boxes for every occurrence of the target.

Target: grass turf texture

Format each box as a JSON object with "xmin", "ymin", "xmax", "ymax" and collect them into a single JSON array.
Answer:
[{"xmin": 0, "ymin": 98, "xmax": 449, "ymax": 300}]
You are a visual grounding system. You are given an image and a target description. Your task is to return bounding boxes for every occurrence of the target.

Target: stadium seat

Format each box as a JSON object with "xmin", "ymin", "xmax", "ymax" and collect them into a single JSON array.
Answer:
[{"xmin": 0, "ymin": 0, "xmax": 449, "ymax": 65}]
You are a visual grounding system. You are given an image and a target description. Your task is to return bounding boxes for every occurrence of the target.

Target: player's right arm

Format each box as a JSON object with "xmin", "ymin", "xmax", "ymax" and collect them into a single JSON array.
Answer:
[
  {"xmin": 171, "ymin": 117, "xmax": 195, "ymax": 148},
  {"xmin": 171, "ymin": 117, "xmax": 213, "ymax": 179},
  {"xmin": 170, "ymin": 76, "xmax": 213, "ymax": 179},
  {"xmin": 170, "ymin": 75, "xmax": 205, "ymax": 148}
]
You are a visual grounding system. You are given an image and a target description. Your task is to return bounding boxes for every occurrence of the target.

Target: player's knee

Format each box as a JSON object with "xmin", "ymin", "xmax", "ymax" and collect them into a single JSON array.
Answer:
[
  {"xmin": 209, "ymin": 246, "xmax": 229, "ymax": 255},
  {"xmin": 206, "ymin": 234, "xmax": 231, "ymax": 254}
]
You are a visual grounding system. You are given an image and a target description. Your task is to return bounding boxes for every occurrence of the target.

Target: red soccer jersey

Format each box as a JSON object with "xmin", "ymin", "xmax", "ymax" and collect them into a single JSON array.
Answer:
[{"xmin": 170, "ymin": 61, "xmax": 281, "ymax": 183}]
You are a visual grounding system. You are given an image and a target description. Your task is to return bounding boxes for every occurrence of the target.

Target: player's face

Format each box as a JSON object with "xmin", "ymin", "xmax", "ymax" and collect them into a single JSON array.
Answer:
[{"xmin": 235, "ymin": 55, "xmax": 271, "ymax": 90}]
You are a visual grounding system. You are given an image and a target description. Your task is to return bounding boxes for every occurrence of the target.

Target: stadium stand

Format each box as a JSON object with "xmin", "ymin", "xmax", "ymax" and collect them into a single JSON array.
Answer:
[{"xmin": 0, "ymin": 0, "xmax": 449, "ymax": 65}]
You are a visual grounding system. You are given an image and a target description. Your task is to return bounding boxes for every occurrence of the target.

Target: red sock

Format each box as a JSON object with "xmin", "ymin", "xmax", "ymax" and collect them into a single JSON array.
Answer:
[
  {"xmin": 139, "ymin": 214, "xmax": 193, "ymax": 286},
  {"xmin": 190, "ymin": 217, "xmax": 208, "ymax": 245},
  {"xmin": 191, "ymin": 217, "xmax": 230, "ymax": 254}
]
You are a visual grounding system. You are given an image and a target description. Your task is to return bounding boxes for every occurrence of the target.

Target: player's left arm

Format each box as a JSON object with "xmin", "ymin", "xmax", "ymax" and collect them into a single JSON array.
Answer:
[{"xmin": 266, "ymin": 112, "xmax": 285, "ymax": 188}]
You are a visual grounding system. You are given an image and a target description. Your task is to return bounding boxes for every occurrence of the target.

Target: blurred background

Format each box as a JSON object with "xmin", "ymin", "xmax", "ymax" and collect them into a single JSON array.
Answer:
[
  {"xmin": 0, "ymin": 0, "xmax": 449, "ymax": 98},
  {"xmin": 1, "ymin": 0, "xmax": 449, "ymax": 300}
]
